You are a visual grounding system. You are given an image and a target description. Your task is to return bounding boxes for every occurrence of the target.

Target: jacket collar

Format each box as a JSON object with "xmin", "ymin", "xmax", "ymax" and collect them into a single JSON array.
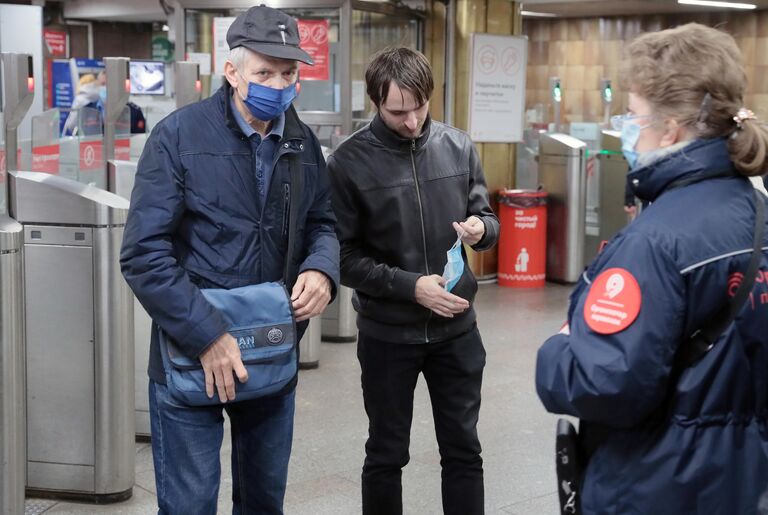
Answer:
[
  {"xmin": 219, "ymin": 81, "xmax": 304, "ymax": 144},
  {"xmin": 629, "ymin": 137, "xmax": 736, "ymax": 202},
  {"xmin": 370, "ymin": 112, "xmax": 431, "ymax": 151}
]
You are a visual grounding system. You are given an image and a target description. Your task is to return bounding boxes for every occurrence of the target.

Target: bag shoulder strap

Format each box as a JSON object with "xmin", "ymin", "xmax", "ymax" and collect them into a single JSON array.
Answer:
[
  {"xmin": 676, "ymin": 187, "xmax": 765, "ymax": 368},
  {"xmin": 283, "ymin": 151, "xmax": 304, "ymax": 288}
]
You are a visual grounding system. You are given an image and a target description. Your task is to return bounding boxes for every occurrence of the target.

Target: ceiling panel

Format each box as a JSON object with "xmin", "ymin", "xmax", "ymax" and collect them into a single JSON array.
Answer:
[{"xmin": 522, "ymin": 0, "xmax": 768, "ymax": 17}]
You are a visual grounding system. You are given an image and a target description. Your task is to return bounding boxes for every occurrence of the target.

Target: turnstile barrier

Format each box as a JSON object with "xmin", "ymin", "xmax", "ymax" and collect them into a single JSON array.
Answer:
[
  {"xmin": 538, "ymin": 133, "xmax": 588, "ymax": 283},
  {"xmin": 10, "ymin": 171, "xmax": 134, "ymax": 501}
]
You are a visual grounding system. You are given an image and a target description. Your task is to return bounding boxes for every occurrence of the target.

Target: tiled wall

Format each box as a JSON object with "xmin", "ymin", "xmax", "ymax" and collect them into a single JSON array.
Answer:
[{"xmin": 523, "ymin": 11, "xmax": 768, "ymax": 126}]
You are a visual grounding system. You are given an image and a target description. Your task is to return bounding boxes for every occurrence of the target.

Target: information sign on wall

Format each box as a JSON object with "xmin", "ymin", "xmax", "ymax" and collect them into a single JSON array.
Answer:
[
  {"xmin": 297, "ymin": 20, "xmax": 330, "ymax": 81},
  {"xmin": 44, "ymin": 29, "xmax": 67, "ymax": 57},
  {"xmin": 468, "ymin": 34, "xmax": 528, "ymax": 143}
]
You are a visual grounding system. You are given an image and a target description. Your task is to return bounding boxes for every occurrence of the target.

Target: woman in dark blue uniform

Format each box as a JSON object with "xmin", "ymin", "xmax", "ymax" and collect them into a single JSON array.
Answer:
[{"xmin": 537, "ymin": 23, "xmax": 768, "ymax": 514}]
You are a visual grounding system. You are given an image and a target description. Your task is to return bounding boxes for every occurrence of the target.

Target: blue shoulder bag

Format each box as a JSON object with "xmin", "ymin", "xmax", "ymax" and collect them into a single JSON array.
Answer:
[{"xmin": 158, "ymin": 152, "xmax": 304, "ymax": 406}]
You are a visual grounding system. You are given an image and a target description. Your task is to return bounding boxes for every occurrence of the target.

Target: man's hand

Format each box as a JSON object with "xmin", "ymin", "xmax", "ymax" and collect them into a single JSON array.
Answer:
[
  {"xmin": 415, "ymin": 275, "xmax": 470, "ymax": 318},
  {"xmin": 624, "ymin": 205, "xmax": 637, "ymax": 222},
  {"xmin": 452, "ymin": 216, "xmax": 485, "ymax": 246},
  {"xmin": 291, "ymin": 270, "xmax": 332, "ymax": 322},
  {"xmin": 200, "ymin": 333, "xmax": 249, "ymax": 403}
]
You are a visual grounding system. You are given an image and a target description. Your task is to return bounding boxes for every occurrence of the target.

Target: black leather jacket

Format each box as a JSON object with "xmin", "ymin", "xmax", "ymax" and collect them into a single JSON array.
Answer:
[{"xmin": 327, "ymin": 115, "xmax": 499, "ymax": 343}]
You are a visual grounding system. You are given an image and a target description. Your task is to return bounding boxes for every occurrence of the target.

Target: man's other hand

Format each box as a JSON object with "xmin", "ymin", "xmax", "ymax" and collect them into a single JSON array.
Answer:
[
  {"xmin": 414, "ymin": 275, "xmax": 470, "ymax": 318},
  {"xmin": 453, "ymin": 216, "xmax": 485, "ymax": 246},
  {"xmin": 291, "ymin": 270, "xmax": 332, "ymax": 322},
  {"xmin": 200, "ymin": 333, "xmax": 249, "ymax": 403}
]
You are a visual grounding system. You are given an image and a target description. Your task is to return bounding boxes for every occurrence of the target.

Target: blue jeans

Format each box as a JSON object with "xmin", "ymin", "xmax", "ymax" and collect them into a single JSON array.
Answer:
[{"xmin": 149, "ymin": 380, "xmax": 295, "ymax": 515}]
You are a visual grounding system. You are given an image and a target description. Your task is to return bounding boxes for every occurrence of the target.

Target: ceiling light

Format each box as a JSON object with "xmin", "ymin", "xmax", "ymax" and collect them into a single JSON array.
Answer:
[
  {"xmin": 677, "ymin": 0, "xmax": 756, "ymax": 9},
  {"xmin": 521, "ymin": 10, "xmax": 557, "ymax": 17}
]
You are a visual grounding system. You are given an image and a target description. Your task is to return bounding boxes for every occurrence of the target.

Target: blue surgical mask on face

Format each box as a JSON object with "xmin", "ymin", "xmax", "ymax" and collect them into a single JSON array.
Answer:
[
  {"xmin": 442, "ymin": 236, "xmax": 465, "ymax": 293},
  {"xmin": 98, "ymin": 85, "xmax": 107, "ymax": 104},
  {"xmin": 238, "ymin": 72, "xmax": 296, "ymax": 121},
  {"xmin": 612, "ymin": 114, "xmax": 653, "ymax": 169}
]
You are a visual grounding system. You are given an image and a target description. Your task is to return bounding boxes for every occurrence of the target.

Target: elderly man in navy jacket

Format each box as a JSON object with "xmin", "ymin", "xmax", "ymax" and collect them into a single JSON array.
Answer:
[{"xmin": 120, "ymin": 6, "xmax": 339, "ymax": 514}]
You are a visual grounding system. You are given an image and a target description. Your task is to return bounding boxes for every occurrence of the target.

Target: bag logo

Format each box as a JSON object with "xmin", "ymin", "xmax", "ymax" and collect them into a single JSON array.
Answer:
[
  {"xmin": 267, "ymin": 327, "xmax": 284, "ymax": 345},
  {"xmin": 236, "ymin": 335, "xmax": 256, "ymax": 350}
]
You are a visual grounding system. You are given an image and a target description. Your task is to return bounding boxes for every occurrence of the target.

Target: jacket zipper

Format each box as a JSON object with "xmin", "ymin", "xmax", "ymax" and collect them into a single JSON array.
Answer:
[
  {"xmin": 282, "ymin": 183, "xmax": 291, "ymax": 238},
  {"xmin": 410, "ymin": 139, "xmax": 431, "ymax": 343}
]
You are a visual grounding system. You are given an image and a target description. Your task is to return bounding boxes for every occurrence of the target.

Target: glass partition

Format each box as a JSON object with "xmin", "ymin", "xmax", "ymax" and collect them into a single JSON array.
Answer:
[
  {"xmin": 351, "ymin": 9, "xmax": 420, "ymax": 124},
  {"xmin": 31, "ymin": 109, "xmax": 61, "ymax": 175}
]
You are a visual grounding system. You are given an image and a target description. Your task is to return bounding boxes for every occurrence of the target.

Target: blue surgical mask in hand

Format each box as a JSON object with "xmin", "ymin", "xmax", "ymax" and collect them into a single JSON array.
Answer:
[{"xmin": 442, "ymin": 235, "xmax": 464, "ymax": 293}]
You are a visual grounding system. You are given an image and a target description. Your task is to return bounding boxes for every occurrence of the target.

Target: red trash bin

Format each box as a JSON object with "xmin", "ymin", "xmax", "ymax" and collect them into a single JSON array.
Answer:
[{"xmin": 497, "ymin": 189, "xmax": 548, "ymax": 288}]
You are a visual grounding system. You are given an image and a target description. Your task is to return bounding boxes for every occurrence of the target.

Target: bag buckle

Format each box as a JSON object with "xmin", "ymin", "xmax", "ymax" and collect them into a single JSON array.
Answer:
[{"xmin": 561, "ymin": 480, "xmax": 577, "ymax": 514}]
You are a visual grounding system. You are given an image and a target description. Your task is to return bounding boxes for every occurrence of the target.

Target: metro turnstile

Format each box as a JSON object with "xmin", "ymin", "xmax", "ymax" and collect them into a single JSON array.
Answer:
[
  {"xmin": 0, "ymin": 216, "xmax": 25, "ymax": 515},
  {"xmin": 1, "ymin": 51, "xmax": 31, "ymax": 515},
  {"xmin": 109, "ymin": 159, "xmax": 152, "ymax": 440},
  {"xmin": 299, "ymin": 316, "xmax": 321, "ymax": 369},
  {"xmin": 321, "ymin": 285, "xmax": 356, "ymax": 342},
  {"xmin": 584, "ymin": 130, "xmax": 630, "ymax": 264},
  {"xmin": 538, "ymin": 133, "xmax": 588, "ymax": 283},
  {"xmin": 10, "ymin": 171, "xmax": 134, "ymax": 501}
]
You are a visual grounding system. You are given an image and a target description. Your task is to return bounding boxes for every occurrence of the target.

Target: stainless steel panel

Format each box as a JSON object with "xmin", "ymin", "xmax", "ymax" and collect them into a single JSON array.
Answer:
[
  {"xmin": 0, "ymin": 215, "xmax": 23, "ymax": 251},
  {"xmin": 27, "ymin": 462, "xmax": 94, "ymax": 492},
  {"xmin": 107, "ymin": 160, "xmax": 137, "ymax": 199},
  {"xmin": 25, "ymin": 243, "xmax": 95, "ymax": 467},
  {"xmin": 10, "ymin": 171, "xmax": 129, "ymax": 226},
  {"xmin": 584, "ymin": 131, "xmax": 629, "ymax": 264},
  {"xmin": 24, "ymin": 225, "xmax": 93, "ymax": 246},
  {"xmin": 299, "ymin": 316, "xmax": 321, "ymax": 368},
  {"xmin": 321, "ymin": 285, "xmax": 356, "ymax": 340},
  {"xmin": 539, "ymin": 133, "xmax": 587, "ymax": 283},
  {"xmin": 0, "ymin": 244, "xmax": 25, "ymax": 515},
  {"xmin": 539, "ymin": 133, "xmax": 585, "ymax": 157},
  {"xmin": 134, "ymin": 297, "xmax": 152, "ymax": 438},
  {"xmin": 92, "ymin": 226, "xmax": 135, "ymax": 493}
]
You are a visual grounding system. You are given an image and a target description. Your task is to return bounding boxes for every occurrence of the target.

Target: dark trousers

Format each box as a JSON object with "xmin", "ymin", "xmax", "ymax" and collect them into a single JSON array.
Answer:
[{"xmin": 358, "ymin": 326, "xmax": 486, "ymax": 515}]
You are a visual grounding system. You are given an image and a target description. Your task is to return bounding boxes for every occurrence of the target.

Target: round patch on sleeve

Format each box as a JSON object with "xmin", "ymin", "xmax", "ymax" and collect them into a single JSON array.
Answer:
[{"xmin": 583, "ymin": 268, "xmax": 642, "ymax": 334}]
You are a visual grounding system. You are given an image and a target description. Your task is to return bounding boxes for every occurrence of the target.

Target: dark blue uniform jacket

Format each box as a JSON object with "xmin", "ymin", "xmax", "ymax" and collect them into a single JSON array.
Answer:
[
  {"xmin": 121, "ymin": 83, "xmax": 340, "ymax": 384},
  {"xmin": 537, "ymin": 138, "xmax": 768, "ymax": 514}
]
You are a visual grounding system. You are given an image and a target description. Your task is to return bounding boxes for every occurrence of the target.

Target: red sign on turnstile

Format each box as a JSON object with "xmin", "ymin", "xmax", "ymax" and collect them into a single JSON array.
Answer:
[
  {"xmin": 79, "ymin": 140, "xmax": 129, "ymax": 170},
  {"xmin": 79, "ymin": 141, "xmax": 103, "ymax": 171},
  {"xmin": 297, "ymin": 20, "xmax": 329, "ymax": 81},
  {"xmin": 115, "ymin": 139, "xmax": 130, "ymax": 161},
  {"xmin": 31, "ymin": 144, "xmax": 60, "ymax": 174}
]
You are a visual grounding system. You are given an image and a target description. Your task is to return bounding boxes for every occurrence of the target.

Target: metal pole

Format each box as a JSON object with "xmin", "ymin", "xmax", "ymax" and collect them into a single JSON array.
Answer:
[
  {"xmin": 103, "ymin": 57, "xmax": 130, "ymax": 190},
  {"xmin": 340, "ymin": 0, "xmax": 353, "ymax": 135},
  {"xmin": 444, "ymin": 0, "xmax": 455, "ymax": 126},
  {"xmin": 0, "ymin": 51, "xmax": 30, "ymax": 515}
]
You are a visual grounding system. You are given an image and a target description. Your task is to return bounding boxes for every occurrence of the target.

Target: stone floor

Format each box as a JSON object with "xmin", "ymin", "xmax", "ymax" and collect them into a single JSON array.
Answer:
[{"xmin": 28, "ymin": 282, "xmax": 571, "ymax": 514}]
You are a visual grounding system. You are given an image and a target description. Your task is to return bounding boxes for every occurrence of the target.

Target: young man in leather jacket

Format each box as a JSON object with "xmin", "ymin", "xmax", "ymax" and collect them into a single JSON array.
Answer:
[{"xmin": 327, "ymin": 47, "xmax": 499, "ymax": 515}]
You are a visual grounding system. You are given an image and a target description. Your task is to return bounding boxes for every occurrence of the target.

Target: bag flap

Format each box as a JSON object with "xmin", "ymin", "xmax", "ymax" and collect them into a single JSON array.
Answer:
[{"xmin": 163, "ymin": 282, "xmax": 296, "ymax": 369}]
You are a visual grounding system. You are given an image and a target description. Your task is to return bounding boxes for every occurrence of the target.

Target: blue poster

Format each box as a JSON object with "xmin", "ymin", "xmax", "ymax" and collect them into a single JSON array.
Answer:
[{"xmin": 51, "ymin": 60, "xmax": 73, "ymax": 134}]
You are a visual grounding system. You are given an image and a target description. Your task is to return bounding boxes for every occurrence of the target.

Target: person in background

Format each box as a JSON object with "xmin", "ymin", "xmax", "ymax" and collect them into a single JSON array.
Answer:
[
  {"xmin": 62, "ymin": 73, "xmax": 99, "ymax": 136},
  {"xmin": 327, "ymin": 47, "xmax": 499, "ymax": 515},
  {"xmin": 536, "ymin": 23, "xmax": 768, "ymax": 514},
  {"xmin": 95, "ymin": 70, "xmax": 147, "ymax": 134}
]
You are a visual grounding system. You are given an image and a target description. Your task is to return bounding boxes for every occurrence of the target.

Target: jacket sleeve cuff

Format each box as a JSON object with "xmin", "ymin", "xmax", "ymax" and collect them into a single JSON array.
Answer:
[
  {"xmin": 179, "ymin": 309, "xmax": 230, "ymax": 358},
  {"xmin": 391, "ymin": 269, "xmax": 422, "ymax": 301},
  {"xmin": 471, "ymin": 217, "xmax": 498, "ymax": 252}
]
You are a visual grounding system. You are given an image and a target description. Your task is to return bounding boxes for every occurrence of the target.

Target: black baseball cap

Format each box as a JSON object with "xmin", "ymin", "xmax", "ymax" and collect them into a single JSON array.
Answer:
[{"xmin": 227, "ymin": 5, "xmax": 314, "ymax": 65}]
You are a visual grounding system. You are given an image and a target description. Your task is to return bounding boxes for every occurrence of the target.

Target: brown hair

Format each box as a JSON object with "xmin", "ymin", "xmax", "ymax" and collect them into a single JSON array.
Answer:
[
  {"xmin": 365, "ymin": 47, "xmax": 434, "ymax": 108},
  {"xmin": 620, "ymin": 23, "xmax": 768, "ymax": 176}
]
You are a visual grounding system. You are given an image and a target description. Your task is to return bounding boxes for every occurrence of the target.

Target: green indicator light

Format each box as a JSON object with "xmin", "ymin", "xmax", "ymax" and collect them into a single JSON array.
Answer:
[{"xmin": 553, "ymin": 85, "xmax": 562, "ymax": 102}]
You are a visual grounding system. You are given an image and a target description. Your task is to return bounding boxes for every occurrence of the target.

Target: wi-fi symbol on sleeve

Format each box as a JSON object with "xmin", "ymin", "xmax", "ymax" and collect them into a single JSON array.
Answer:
[{"xmin": 727, "ymin": 272, "xmax": 744, "ymax": 297}]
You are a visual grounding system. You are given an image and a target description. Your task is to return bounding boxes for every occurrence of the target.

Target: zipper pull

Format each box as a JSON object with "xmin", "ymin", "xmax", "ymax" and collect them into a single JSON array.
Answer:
[{"xmin": 411, "ymin": 139, "xmax": 416, "ymax": 151}]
